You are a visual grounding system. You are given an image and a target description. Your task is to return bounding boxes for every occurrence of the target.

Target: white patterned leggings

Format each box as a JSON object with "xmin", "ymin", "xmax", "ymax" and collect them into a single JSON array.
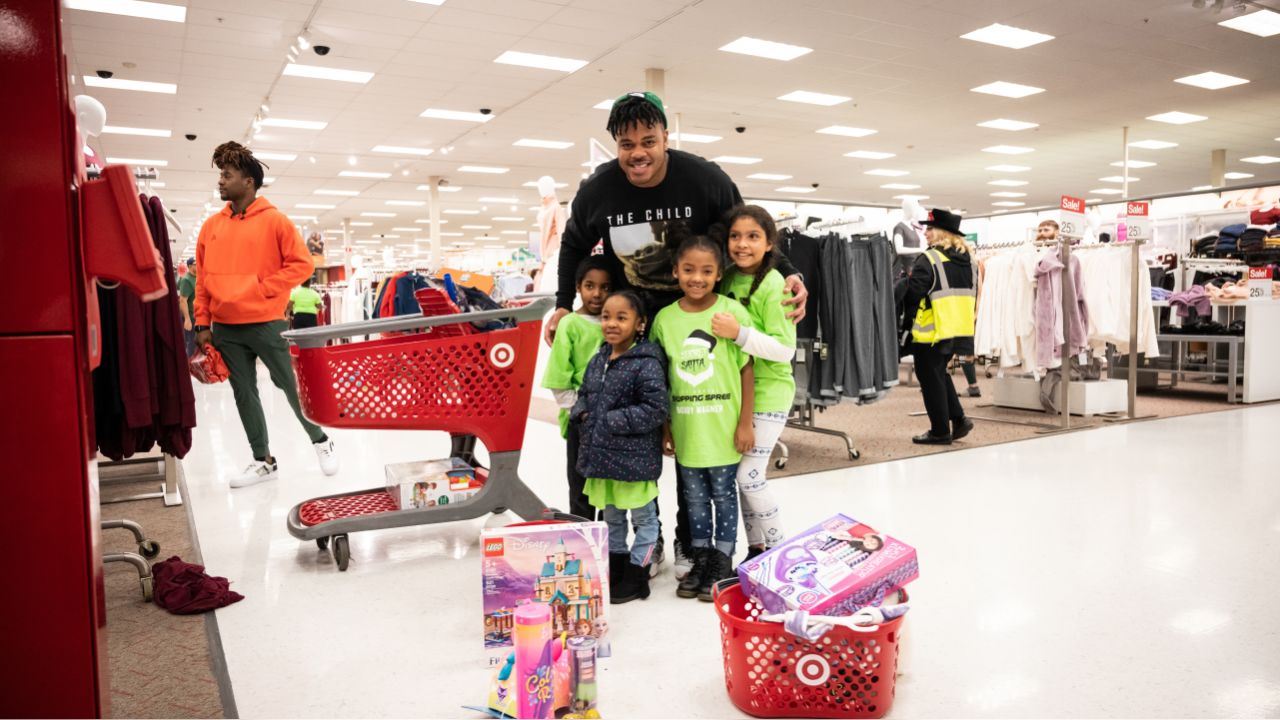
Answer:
[{"xmin": 738, "ymin": 411, "xmax": 787, "ymax": 548}]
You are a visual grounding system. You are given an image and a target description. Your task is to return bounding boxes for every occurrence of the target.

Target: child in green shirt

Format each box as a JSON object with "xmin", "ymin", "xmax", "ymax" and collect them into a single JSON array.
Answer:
[
  {"xmin": 651, "ymin": 228, "xmax": 755, "ymax": 602},
  {"xmin": 541, "ymin": 257, "xmax": 612, "ymax": 521},
  {"xmin": 714, "ymin": 205, "xmax": 797, "ymax": 561}
]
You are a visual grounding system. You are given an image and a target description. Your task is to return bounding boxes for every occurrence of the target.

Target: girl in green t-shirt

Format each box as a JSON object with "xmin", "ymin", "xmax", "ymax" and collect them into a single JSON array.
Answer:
[
  {"xmin": 651, "ymin": 228, "xmax": 755, "ymax": 602},
  {"xmin": 540, "ymin": 257, "xmax": 612, "ymax": 521},
  {"xmin": 713, "ymin": 205, "xmax": 797, "ymax": 562}
]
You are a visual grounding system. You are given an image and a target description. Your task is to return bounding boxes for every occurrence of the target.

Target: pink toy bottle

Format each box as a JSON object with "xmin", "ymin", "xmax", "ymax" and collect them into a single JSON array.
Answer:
[{"xmin": 513, "ymin": 603, "xmax": 554, "ymax": 719}]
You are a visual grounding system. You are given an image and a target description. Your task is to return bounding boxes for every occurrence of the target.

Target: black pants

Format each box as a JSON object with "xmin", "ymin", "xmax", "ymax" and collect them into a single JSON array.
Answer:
[
  {"xmin": 912, "ymin": 343, "xmax": 965, "ymax": 436},
  {"xmin": 565, "ymin": 419, "xmax": 597, "ymax": 521},
  {"xmin": 292, "ymin": 312, "xmax": 318, "ymax": 329}
]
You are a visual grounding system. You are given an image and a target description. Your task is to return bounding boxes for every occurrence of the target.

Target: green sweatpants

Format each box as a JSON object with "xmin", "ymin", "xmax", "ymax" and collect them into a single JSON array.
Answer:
[{"xmin": 212, "ymin": 319, "xmax": 325, "ymax": 459}]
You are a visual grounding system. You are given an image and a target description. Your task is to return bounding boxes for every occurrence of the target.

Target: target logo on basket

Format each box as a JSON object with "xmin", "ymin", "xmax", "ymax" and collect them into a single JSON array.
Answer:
[
  {"xmin": 796, "ymin": 654, "xmax": 832, "ymax": 686},
  {"xmin": 484, "ymin": 539, "xmax": 505, "ymax": 557},
  {"xmin": 489, "ymin": 342, "xmax": 516, "ymax": 369}
]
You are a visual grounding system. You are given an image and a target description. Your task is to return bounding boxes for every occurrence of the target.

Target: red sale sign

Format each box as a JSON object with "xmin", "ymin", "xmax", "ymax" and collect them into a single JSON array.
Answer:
[
  {"xmin": 1126, "ymin": 201, "xmax": 1149, "ymax": 217},
  {"xmin": 1248, "ymin": 265, "xmax": 1273, "ymax": 302},
  {"xmin": 1059, "ymin": 195, "xmax": 1086, "ymax": 239}
]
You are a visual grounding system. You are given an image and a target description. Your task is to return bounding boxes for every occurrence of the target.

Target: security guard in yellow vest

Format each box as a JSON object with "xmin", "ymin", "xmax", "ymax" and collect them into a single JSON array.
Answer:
[{"xmin": 901, "ymin": 209, "xmax": 977, "ymax": 445}]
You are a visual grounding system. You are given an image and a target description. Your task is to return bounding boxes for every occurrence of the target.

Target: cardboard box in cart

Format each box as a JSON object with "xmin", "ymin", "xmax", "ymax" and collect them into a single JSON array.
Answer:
[
  {"xmin": 737, "ymin": 513, "xmax": 918, "ymax": 616},
  {"xmin": 481, "ymin": 521, "xmax": 611, "ymax": 667},
  {"xmin": 385, "ymin": 458, "xmax": 481, "ymax": 510}
]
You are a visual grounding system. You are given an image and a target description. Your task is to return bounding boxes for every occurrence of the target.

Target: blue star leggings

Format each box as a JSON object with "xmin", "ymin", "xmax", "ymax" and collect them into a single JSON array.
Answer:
[{"xmin": 677, "ymin": 462, "xmax": 739, "ymax": 557}]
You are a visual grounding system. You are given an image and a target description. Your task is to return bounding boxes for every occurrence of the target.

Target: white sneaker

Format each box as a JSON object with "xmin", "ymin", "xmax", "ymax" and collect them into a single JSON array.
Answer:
[
  {"xmin": 230, "ymin": 460, "xmax": 278, "ymax": 488},
  {"xmin": 314, "ymin": 438, "xmax": 339, "ymax": 476},
  {"xmin": 673, "ymin": 539, "xmax": 693, "ymax": 581}
]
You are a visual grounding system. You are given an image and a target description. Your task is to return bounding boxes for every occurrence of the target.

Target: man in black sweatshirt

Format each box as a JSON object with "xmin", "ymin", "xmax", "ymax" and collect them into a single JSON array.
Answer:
[{"xmin": 544, "ymin": 91, "xmax": 809, "ymax": 582}]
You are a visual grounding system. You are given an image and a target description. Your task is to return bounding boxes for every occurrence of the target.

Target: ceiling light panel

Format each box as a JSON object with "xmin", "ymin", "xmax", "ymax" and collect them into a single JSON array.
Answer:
[
  {"xmin": 1147, "ymin": 111, "xmax": 1207, "ymax": 125},
  {"xmin": 970, "ymin": 81, "xmax": 1044, "ymax": 98},
  {"xmin": 296, "ymin": 203, "xmax": 336, "ymax": 209},
  {"xmin": 1089, "ymin": 188, "xmax": 1124, "ymax": 195},
  {"xmin": 523, "ymin": 181, "xmax": 568, "ymax": 188},
  {"xmin": 1218, "ymin": 9, "xmax": 1280, "ymax": 37},
  {"xmin": 893, "ymin": 194, "xmax": 929, "ymax": 200},
  {"xmin": 373, "ymin": 145, "xmax": 433, "ymax": 156},
  {"xmin": 746, "ymin": 173, "xmax": 792, "ymax": 181},
  {"xmin": 592, "ymin": 99, "xmax": 614, "ymax": 110},
  {"xmin": 712, "ymin": 156, "xmax": 763, "ymax": 164},
  {"xmin": 816, "ymin": 126, "xmax": 877, "ymax": 137},
  {"xmin": 1240, "ymin": 156, "xmax": 1280, "ymax": 164},
  {"xmin": 845, "ymin": 150, "xmax": 896, "ymax": 160},
  {"xmin": 670, "ymin": 132, "xmax": 722, "ymax": 144},
  {"xmin": 386, "ymin": 200, "xmax": 426, "ymax": 206},
  {"xmin": 101, "ymin": 125, "xmax": 171, "ymax": 137},
  {"xmin": 339, "ymin": 170, "xmax": 391, "ymax": 178},
  {"xmin": 1224, "ymin": 172, "xmax": 1254, "ymax": 179},
  {"xmin": 990, "ymin": 191, "xmax": 1027, "ymax": 197},
  {"xmin": 254, "ymin": 151, "xmax": 297, "ymax": 161},
  {"xmin": 992, "ymin": 201, "xmax": 1027, "ymax": 207},
  {"xmin": 1099, "ymin": 176, "xmax": 1139, "ymax": 183},
  {"xmin": 1128, "ymin": 140, "xmax": 1178, "ymax": 150},
  {"xmin": 718, "ymin": 36, "xmax": 813, "ymax": 61},
  {"xmin": 261, "ymin": 118, "xmax": 327, "ymax": 130},
  {"xmin": 64, "ymin": 0, "xmax": 185, "ymax": 22},
  {"xmin": 314, "ymin": 189, "xmax": 359, "ymax": 196},
  {"xmin": 989, "ymin": 179, "xmax": 1029, "ymax": 186},
  {"xmin": 349, "ymin": 221, "xmax": 373, "ymax": 226},
  {"xmin": 1111, "ymin": 160, "xmax": 1156, "ymax": 168},
  {"xmin": 283, "ymin": 63, "xmax": 374, "ymax": 84},
  {"xmin": 977, "ymin": 118, "xmax": 1039, "ymax": 131},
  {"xmin": 960, "ymin": 23, "xmax": 1054, "ymax": 49},
  {"xmin": 776, "ymin": 186, "xmax": 816, "ymax": 193},
  {"xmin": 420, "ymin": 108, "xmax": 493, "ymax": 123},
  {"xmin": 82, "ymin": 76, "xmax": 176, "ymax": 94},
  {"xmin": 779, "ymin": 90, "xmax": 851, "ymax": 106},
  {"xmin": 361, "ymin": 212, "xmax": 396, "ymax": 217},
  {"xmin": 880, "ymin": 183, "xmax": 920, "ymax": 190},
  {"xmin": 865, "ymin": 169, "xmax": 909, "ymax": 176},
  {"xmin": 983, "ymin": 145, "xmax": 1034, "ymax": 154},
  {"xmin": 458, "ymin": 165, "xmax": 509, "ymax": 173},
  {"xmin": 513, "ymin": 138, "xmax": 574, "ymax": 149},
  {"xmin": 479, "ymin": 197, "xmax": 518, "ymax": 203},
  {"xmin": 1174, "ymin": 71, "xmax": 1250, "ymax": 90},
  {"xmin": 986, "ymin": 164, "xmax": 1031, "ymax": 172},
  {"xmin": 493, "ymin": 50, "xmax": 588, "ymax": 73},
  {"xmin": 443, "ymin": 209, "xmax": 480, "ymax": 215},
  {"xmin": 105, "ymin": 157, "xmax": 167, "ymax": 166},
  {"xmin": 492, "ymin": 217, "xmax": 524, "ymax": 222}
]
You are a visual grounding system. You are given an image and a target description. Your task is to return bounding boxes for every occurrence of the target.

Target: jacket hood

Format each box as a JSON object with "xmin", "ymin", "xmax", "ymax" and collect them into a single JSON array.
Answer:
[
  {"xmin": 595, "ymin": 337, "xmax": 665, "ymax": 363},
  {"xmin": 220, "ymin": 196, "xmax": 276, "ymax": 219},
  {"xmin": 931, "ymin": 245, "xmax": 972, "ymax": 267}
]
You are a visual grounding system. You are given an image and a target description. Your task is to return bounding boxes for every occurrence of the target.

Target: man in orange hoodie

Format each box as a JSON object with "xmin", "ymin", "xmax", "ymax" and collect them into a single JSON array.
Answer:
[{"xmin": 193, "ymin": 141, "xmax": 338, "ymax": 487}]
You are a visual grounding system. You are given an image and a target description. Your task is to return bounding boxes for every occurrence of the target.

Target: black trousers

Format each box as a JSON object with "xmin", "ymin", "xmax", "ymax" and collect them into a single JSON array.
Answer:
[
  {"xmin": 292, "ymin": 312, "xmax": 319, "ymax": 329},
  {"xmin": 565, "ymin": 419, "xmax": 597, "ymax": 521},
  {"xmin": 912, "ymin": 343, "xmax": 965, "ymax": 436}
]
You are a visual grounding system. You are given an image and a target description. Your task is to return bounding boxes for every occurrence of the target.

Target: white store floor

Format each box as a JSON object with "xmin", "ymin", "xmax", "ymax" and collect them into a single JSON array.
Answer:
[{"xmin": 182, "ymin": 368, "xmax": 1280, "ymax": 718}]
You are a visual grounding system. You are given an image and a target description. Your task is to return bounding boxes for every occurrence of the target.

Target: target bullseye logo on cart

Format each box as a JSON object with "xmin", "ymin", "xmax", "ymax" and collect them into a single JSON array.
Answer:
[
  {"xmin": 489, "ymin": 343, "xmax": 515, "ymax": 369},
  {"xmin": 796, "ymin": 653, "xmax": 831, "ymax": 686}
]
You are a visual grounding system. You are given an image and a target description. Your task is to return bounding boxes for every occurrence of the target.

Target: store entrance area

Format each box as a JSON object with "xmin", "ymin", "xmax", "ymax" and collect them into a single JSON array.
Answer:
[{"xmin": 159, "ymin": 370, "xmax": 1280, "ymax": 718}]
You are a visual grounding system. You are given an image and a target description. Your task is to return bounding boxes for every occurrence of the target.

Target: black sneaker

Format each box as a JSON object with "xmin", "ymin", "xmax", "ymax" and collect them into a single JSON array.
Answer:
[
  {"xmin": 953, "ymin": 417, "xmax": 975, "ymax": 441},
  {"xmin": 698, "ymin": 549, "xmax": 734, "ymax": 602},
  {"xmin": 676, "ymin": 547, "xmax": 708, "ymax": 599}
]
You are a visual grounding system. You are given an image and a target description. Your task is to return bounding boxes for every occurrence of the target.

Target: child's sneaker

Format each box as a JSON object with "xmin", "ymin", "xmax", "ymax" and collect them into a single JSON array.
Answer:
[
  {"xmin": 649, "ymin": 540, "xmax": 665, "ymax": 578},
  {"xmin": 673, "ymin": 539, "xmax": 694, "ymax": 581},
  {"xmin": 229, "ymin": 460, "xmax": 278, "ymax": 488}
]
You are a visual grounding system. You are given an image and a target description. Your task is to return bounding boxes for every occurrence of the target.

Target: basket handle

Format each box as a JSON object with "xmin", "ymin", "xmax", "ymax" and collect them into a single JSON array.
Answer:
[{"xmin": 282, "ymin": 296, "xmax": 555, "ymax": 349}]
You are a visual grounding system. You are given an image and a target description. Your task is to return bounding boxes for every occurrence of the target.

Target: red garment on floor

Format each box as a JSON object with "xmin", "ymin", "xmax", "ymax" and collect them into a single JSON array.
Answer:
[{"xmin": 152, "ymin": 556, "xmax": 245, "ymax": 614}]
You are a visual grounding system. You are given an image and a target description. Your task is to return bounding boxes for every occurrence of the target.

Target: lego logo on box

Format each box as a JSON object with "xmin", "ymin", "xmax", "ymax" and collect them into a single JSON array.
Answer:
[
  {"xmin": 1060, "ymin": 195, "xmax": 1085, "ymax": 213},
  {"xmin": 484, "ymin": 539, "xmax": 505, "ymax": 557},
  {"xmin": 1126, "ymin": 201, "xmax": 1149, "ymax": 217}
]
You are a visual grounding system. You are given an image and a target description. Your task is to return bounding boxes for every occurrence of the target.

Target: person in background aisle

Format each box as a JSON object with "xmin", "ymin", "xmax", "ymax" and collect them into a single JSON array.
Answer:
[
  {"xmin": 571, "ymin": 290, "xmax": 668, "ymax": 604},
  {"xmin": 193, "ymin": 141, "xmax": 338, "ymax": 488},
  {"xmin": 543, "ymin": 91, "xmax": 809, "ymax": 582},
  {"xmin": 959, "ymin": 237, "xmax": 985, "ymax": 398},
  {"xmin": 541, "ymin": 257, "xmax": 613, "ymax": 523},
  {"xmin": 711, "ymin": 205, "xmax": 795, "ymax": 563},
  {"xmin": 901, "ymin": 209, "xmax": 977, "ymax": 446},
  {"xmin": 1037, "ymin": 219, "xmax": 1060, "ymax": 244},
  {"xmin": 651, "ymin": 226, "xmax": 755, "ymax": 601},
  {"xmin": 177, "ymin": 257, "xmax": 197, "ymax": 357},
  {"xmin": 288, "ymin": 276, "xmax": 322, "ymax": 329}
]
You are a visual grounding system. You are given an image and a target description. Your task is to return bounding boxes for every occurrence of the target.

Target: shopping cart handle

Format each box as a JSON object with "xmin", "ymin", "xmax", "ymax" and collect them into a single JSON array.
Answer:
[{"xmin": 282, "ymin": 296, "xmax": 556, "ymax": 349}]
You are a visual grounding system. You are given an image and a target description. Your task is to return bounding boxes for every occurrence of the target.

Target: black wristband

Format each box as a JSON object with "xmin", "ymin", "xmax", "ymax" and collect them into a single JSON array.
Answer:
[{"xmin": 194, "ymin": 325, "xmax": 210, "ymax": 332}]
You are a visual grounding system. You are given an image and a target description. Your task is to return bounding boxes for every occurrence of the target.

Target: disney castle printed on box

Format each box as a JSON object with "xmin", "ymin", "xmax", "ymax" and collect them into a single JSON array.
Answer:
[{"xmin": 481, "ymin": 521, "xmax": 611, "ymax": 666}]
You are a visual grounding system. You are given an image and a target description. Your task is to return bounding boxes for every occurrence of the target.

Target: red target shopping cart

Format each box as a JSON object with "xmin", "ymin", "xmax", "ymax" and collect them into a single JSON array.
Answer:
[{"xmin": 280, "ymin": 296, "xmax": 556, "ymax": 571}]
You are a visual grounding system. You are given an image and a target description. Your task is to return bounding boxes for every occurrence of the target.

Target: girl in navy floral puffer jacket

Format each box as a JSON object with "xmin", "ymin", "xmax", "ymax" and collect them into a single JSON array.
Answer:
[{"xmin": 571, "ymin": 291, "xmax": 668, "ymax": 603}]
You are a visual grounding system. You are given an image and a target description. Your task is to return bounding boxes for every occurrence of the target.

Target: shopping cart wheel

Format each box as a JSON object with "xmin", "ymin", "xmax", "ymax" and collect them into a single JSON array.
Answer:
[
  {"xmin": 316, "ymin": 536, "xmax": 330, "ymax": 551},
  {"xmin": 849, "ymin": 449, "xmax": 861, "ymax": 460},
  {"xmin": 138, "ymin": 539, "xmax": 160, "ymax": 559},
  {"xmin": 774, "ymin": 458, "xmax": 787, "ymax": 470},
  {"xmin": 140, "ymin": 576, "xmax": 153, "ymax": 602},
  {"xmin": 332, "ymin": 534, "xmax": 350, "ymax": 572}
]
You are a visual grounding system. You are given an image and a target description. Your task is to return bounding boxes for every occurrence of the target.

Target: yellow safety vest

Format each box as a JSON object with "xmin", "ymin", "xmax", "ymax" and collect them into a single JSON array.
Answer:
[{"xmin": 911, "ymin": 249, "xmax": 976, "ymax": 344}]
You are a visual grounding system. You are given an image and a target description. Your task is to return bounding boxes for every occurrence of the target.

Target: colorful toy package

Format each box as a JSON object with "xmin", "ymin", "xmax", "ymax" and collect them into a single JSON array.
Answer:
[
  {"xmin": 384, "ymin": 457, "xmax": 480, "ymax": 510},
  {"xmin": 481, "ymin": 521, "xmax": 611, "ymax": 667},
  {"xmin": 737, "ymin": 514, "xmax": 919, "ymax": 616}
]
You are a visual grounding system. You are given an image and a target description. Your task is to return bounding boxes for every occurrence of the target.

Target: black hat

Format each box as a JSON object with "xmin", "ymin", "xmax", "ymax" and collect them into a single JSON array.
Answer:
[
  {"xmin": 921, "ymin": 208, "xmax": 964, "ymax": 236},
  {"xmin": 185, "ymin": 257, "xmax": 195, "ymax": 266}
]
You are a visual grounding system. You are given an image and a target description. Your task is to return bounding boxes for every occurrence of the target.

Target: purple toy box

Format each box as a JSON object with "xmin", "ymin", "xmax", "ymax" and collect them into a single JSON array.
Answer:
[
  {"xmin": 481, "ymin": 521, "xmax": 611, "ymax": 667},
  {"xmin": 737, "ymin": 514, "xmax": 919, "ymax": 616}
]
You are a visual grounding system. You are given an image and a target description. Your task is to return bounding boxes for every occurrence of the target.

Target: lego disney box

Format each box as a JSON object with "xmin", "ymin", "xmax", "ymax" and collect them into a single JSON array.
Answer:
[
  {"xmin": 481, "ymin": 521, "xmax": 611, "ymax": 667},
  {"xmin": 737, "ymin": 514, "xmax": 918, "ymax": 617}
]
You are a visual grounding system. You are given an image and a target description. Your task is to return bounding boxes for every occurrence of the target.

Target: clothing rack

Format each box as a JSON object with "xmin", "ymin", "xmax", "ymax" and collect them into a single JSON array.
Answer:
[
  {"xmin": 99, "ymin": 453, "xmax": 183, "ymax": 506},
  {"xmin": 807, "ymin": 216, "xmax": 867, "ymax": 232}
]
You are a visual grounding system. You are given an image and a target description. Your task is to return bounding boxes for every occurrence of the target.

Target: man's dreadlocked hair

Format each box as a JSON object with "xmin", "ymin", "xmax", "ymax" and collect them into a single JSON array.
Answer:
[
  {"xmin": 716, "ymin": 204, "xmax": 779, "ymax": 307},
  {"xmin": 212, "ymin": 141, "xmax": 269, "ymax": 190},
  {"xmin": 606, "ymin": 95, "xmax": 667, "ymax": 139}
]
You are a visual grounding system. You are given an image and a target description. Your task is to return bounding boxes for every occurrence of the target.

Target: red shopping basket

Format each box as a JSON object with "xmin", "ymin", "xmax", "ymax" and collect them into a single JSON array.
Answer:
[{"xmin": 715, "ymin": 580, "xmax": 904, "ymax": 719}]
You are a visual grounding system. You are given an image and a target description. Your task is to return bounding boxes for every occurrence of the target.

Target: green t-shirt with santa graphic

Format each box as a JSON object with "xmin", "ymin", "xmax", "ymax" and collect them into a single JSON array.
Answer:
[{"xmin": 651, "ymin": 294, "xmax": 754, "ymax": 468}]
